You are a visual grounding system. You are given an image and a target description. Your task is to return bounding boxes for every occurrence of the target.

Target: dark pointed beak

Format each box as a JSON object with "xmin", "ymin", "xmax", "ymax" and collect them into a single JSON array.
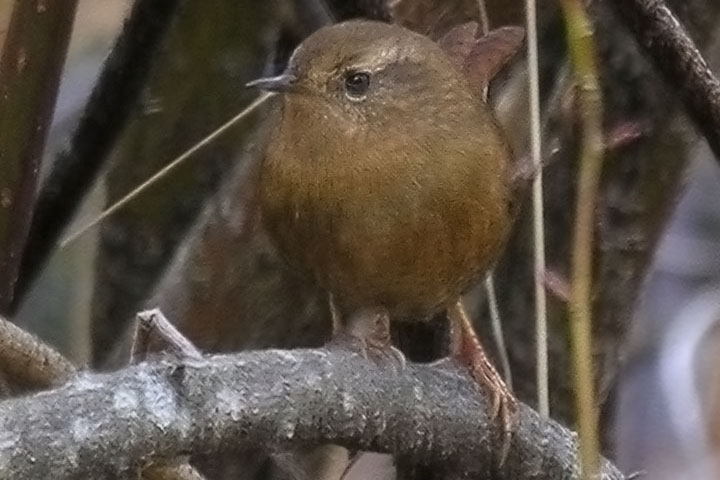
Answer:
[{"xmin": 245, "ymin": 73, "xmax": 297, "ymax": 92}]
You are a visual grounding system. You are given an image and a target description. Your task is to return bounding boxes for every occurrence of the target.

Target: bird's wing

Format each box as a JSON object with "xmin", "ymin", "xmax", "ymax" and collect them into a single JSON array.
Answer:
[{"xmin": 438, "ymin": 23, "xmax": 525, "ymax": 100}]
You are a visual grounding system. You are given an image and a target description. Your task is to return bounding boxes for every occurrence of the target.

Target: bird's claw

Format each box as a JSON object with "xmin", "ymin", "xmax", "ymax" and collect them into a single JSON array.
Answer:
[
  {"xmin": 465, "ymin": 360, "xmax": 517, "ymax": 466},
  {"xmin": 327, "ymin": 308, "xmax": 406, "ymax": 373}
]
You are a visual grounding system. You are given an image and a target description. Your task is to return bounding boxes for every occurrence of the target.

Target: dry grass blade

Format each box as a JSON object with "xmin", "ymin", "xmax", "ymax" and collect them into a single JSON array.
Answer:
[
  {"xmin": 58, "ymin": 92, "xmax": 273, "ymax": 250},
  {"xmin": 485, "ymin": 275, "xmax": 512, "ymax": 389},
  {"xmin": 477, "ymin": 0, "xmax": 490, "ymax": 35},
  {"xmin": 524, "ymin": 0, "xmax": 549, "ymax": 418}
]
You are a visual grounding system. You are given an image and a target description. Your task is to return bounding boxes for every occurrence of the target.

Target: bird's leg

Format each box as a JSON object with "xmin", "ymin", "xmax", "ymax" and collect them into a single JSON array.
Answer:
[
  {"xmin": 448, "ymin": 298, "xmax": 517, "ymax": 464},
  {"xmin": 329, "ymin": 292, "xmax": 343, "ymax": 336},
  {"xmin": 321, "ymin": 299, "xmax": 405, "ymax": 480},
  {"xmin": 346, "ymin": 308, "xmax": 392, "ymax": 351},
  {"xmin": 338, "ymin": 450, "xmax": 363, "ymax": 480},
  {"xmin": 326, "ymin": 299, "xmax": 406, "ymax": 372},
  {"xmin": 347, "ymin": 308, "xmax": 406, "ymax": 371}
]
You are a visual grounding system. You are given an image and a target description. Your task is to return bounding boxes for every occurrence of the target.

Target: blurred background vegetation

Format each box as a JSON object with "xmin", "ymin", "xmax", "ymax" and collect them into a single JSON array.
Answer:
[{"xmin": 1, "ymin": 0, "xmax": 720, "ymax": 479}]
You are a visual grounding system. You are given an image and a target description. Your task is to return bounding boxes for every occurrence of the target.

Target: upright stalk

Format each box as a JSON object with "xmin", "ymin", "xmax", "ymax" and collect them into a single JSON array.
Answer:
[
  {"xmin": 560, "ymin": 0, "xmax": 605, "ymax": 476},
  {"xmin": 0, "ymin": 0, "xmax": 79, "ymax": 312},
  {"xmin": 524, "ymin": 0, "xmax": 549, "ymax": 417}
]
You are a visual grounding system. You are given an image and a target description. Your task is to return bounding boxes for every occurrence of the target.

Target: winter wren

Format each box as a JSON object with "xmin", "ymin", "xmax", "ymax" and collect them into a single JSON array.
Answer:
[{"xmin": 252, "ymin": 20, "xmax": 516, "ymax": 321}]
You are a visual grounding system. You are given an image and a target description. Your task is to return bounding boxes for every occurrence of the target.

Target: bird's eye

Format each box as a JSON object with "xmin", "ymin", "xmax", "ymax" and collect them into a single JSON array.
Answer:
[{"xmin": 344, "ymin": 71, "xmax": 370, "ymax": 98}]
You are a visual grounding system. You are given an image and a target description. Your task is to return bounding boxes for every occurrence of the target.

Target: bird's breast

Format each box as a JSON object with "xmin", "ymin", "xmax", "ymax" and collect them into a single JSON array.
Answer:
[{"xmin": 260, "ymin": 102, "xmax": 512, "ymax": 319}]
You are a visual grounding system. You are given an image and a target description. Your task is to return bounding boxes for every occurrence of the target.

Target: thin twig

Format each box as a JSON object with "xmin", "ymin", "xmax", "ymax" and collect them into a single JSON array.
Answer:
[
  {"xmin": 0, "ymin": 0, "xmax": 79, "ymax": 312},
  {"xmin": 608, "ymin": 0, "xmax": 720, "ymax": 162},
  {"xmin": 130, "ymin": 309, "xmax": 205, "ymax": 480},
  {"xmin": 543, "ymin": 268, "xmax": 570, "ymax": 303},
  {"xmin": 476, "ymin": 0, "xmax": 490, "ymax": 35},
  {"xmin": 475, "ymin": 0, "xmax": 513, "ymax": 396},
  {"xmin": 560, "ymin": 0, "xmax": 605, "ymax": 477},
  {"xmin": 13, "ymin": 0, "xmax": 183, "ymax": 309},
  {"xmin": 0, "ymin": 315, "xmax": 76, "ymax": 387},
  {"xmin": 132, "ymin": 308, "xmax": 203, "ymax": 361},
  {"xmin": 58, "ymin": 92, "xmax": 273, "ymax": 249},
  {"xmin": 485, "ymin": 275, "xmax": 512, "ymax": 390},
  {"xmin": 523, "ymin": 0, "xmax": 549, "ymax": 418}
]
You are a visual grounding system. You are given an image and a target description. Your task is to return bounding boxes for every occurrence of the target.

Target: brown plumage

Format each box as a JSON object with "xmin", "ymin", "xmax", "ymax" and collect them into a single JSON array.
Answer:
[{"xmin": 257, "ymin": 20, "xmax": 516, "ymax": 321}]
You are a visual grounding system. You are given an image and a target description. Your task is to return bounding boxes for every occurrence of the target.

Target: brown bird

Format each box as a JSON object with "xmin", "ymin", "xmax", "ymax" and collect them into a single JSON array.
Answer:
[{"xmin": 249, "ymin": 19, "xmax": 524, "ymax": 448}]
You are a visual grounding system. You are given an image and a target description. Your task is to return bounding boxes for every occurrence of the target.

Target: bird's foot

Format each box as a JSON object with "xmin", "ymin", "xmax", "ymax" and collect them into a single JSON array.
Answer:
[
  {"xmin": 455, "ymin": 338, "xmax": 517, "ymax": 464},
  {"xmin": 449, "ymin": 300, "xmax": 517, "ymax": 466},
  {"xmin": 327, "ymin": 308, "xmax": 406, "ymax": 373}
]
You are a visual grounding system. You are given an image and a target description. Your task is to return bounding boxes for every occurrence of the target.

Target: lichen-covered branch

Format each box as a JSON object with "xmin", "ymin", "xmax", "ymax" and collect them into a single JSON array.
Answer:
[
  {"xmin": 0, "ymin": 347, "xmax": 624, "ymax": 480},
  {"xmin": 0, "ymin": 313, "xmax": 204, "ymax": 480}
]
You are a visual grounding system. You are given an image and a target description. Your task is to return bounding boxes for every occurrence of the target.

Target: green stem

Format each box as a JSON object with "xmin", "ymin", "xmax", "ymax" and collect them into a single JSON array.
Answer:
[{"xmin": 559, "ymin": 0, "xmax": 604, "ymax": 477}]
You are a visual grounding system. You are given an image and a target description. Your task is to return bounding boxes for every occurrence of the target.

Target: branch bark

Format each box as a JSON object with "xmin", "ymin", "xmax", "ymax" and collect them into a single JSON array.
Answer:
[
  {"xmin": 0, "ymin": 314, "xmax": 205, "ymax": 480},
  {"xmin": 0, "ymin": 0, "xmax": 79, "ymax": 312},
  {"xmin": 0, "ymin": 315, "xmax": 76, "ymax": 388},
  {"xmin": 0, "ymin": 347, "xmax": 624, "ymax": 480},
  {"xmin": 608, "ymin": 0, "xmax": 720, "ymax": 161}
]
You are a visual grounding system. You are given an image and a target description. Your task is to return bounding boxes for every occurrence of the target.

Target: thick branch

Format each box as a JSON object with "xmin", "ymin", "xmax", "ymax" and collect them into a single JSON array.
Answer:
[
  {"xmin": 608, "ymin": 0, "xmax": 720, "ymax": 161},
  {"xmin": 0, "ymin": 348, "xmax": 623, "ymax": 480},
  {"xmin": 0, "ymin": 314, "xmax": 204, "ymax": 480}
]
